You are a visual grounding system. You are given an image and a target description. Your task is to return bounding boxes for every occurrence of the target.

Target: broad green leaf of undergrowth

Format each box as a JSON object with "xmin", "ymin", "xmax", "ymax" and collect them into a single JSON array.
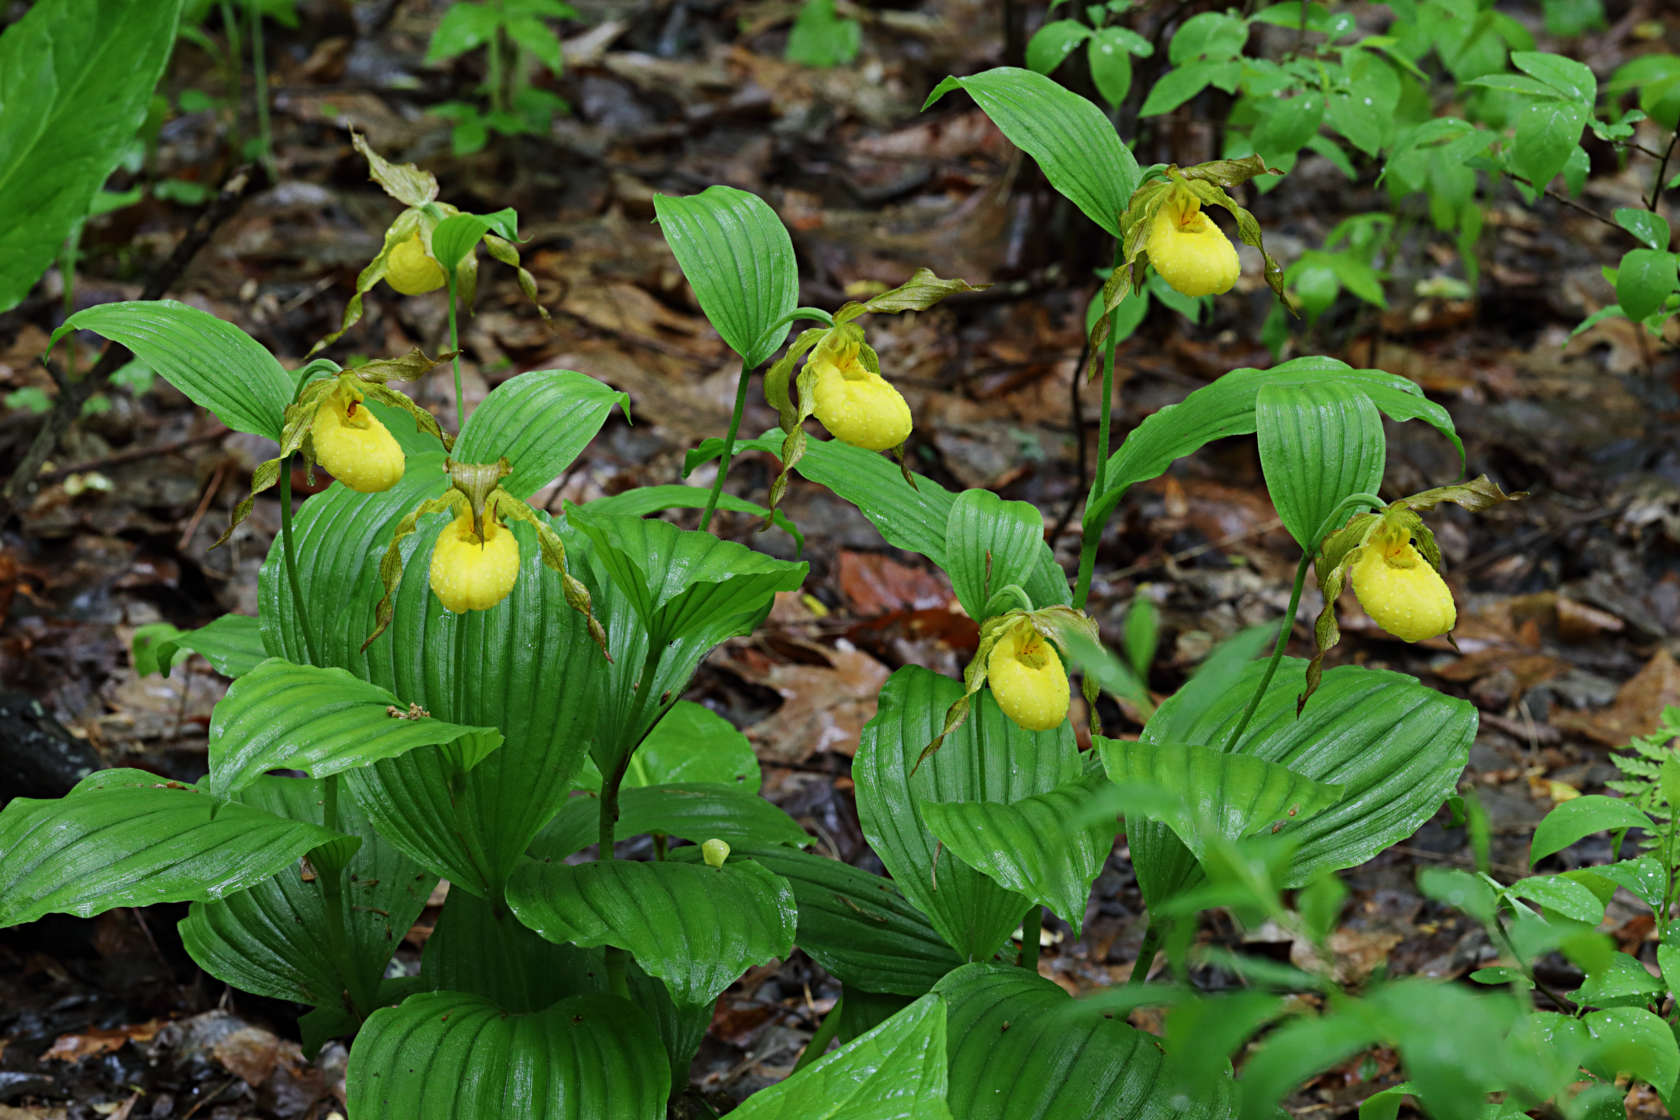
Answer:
[
  {"xmin": 454, "ymin": 368, "xmax": 629, "ymax": 499},
  {"xmin": 1256, "ymin": 380, "xmax": 1386, "ymax": 552},
  {"xmin": 855, "ymin": 667, "xmax": 1079, "ymax": 961},
  {"xmin": 179, "ymin": 776, "xmax": 435, "ymax": 1011},
  {"xmin": 207, "ymin": 658, "xmax": 502, "ymax": 796},
  {"xmin": 653, "ymin": 186, "xmax": 797, "ymax": 368},
  {"xmin": 1085, "ymin": 357, "xmax": 1461, "ymax": 541},
  {"xmin": 1130, "ymin": 659, "xmax": 1473, "ymax": 908},
  {"xmin": 731, "ymin": 845, "xmax": 964, "ymax": 996},
  {"xmin": 507, "ymin": 857, "xmax": 797, "ymax": 1007},
  {"xmin": 348, "ymin": 990, "xmax": 669, "ymax": 1120},
  {"xmin": 923, "ymin": 67, "xmax": 1138, "ymax": 238},
  {"xmin": 920, "ymin": 774, "xmax": 1117, "ymax": 934},
  {"xmin": 49, "ymin": 301, "xmax": 292, "ymax": 440},
  {"xmin": 730, "ymin": 993, "xmax": 951, "ymax": 1120},
  {"xmin": 1529, "ymin": 795, "xmax": 1655, "ymax": 864},
  {"xmin": 1094, "ymin": 739, "xmax": 1343, "ymax": 860},
  {"xmin": 939, "ymin": 963, "xmax": 1234, "ymax": 1120},
  {"xmin": 944, "ymin": 488, "xmax": 1049, "ymax": 620},
  {"xmin": 0, "ymin": 0, "xmax": 184, "ymax": 312},
  {"xmin": 132, "ymin": 613, "xmax": 266, "ymax": 679},
  {"xmin": 581, "ymin": 483, "xmax": 803, "ymax": 550},
  {"xmin": 0, "ymin": 768, "xmax": 342, "ymax": 927}
]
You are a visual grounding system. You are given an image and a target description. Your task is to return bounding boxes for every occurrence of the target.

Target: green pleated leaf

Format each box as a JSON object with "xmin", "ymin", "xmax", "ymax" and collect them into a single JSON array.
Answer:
[
  {"xmin": 429, "ymin": 208, "xmax": 519, "ymax": 271},
  {"xmin": 923, "ymin": 67, "xmax": 1139, "ymax": 238},
  {"xmin": 567, "ymin": 510, "xmax": 807, "ymax": 650},
  {"xmin": 1255, "ymin": 381, "xmax": 1386, "ymax": 551},
  {"xmin": 731, "ymin": 993, "xmax": 952, "ymax": 1120},
  {"xmin": 945, "ymin": 488, "xmax": 1049, "ymax": 619},
  {"xmin": 730, "ymin": 846, "xmax": 964, "ymax": 996},
  {"xmin": 1086, "ymin": 357, "xmax": 1463, "ymax": 537},
  {"xmin": 653, "ymin": 186, "xmax": 798, "ymax": 368},
  {"xmin": 259, "ymin": 458, "xmax": 611, "ymax": 896},
  {"xmin": 49, "ymin": 301, "xmax": 293, "ymax": 439},
  {"xmin": 1129, "ymin": 659, "xmax": 1473, "ymax": 907},
  {"xmin": 508, "ymin": 857, "xmax": 797, "ymax": 1007},
  {"xmin": 699, "ymin": 432, "xmax": 1068, "ymax": 608},
  {"xmin": 179, "ymin": 776, "xmax": 435, "ymax": 1009},
  {"xmin": 919, "ymin": 774, "xmax": 1116, "ymax": 934},
  {"xmin": 0, "ymin": 769, "xmax": 342, "ymax": 927},
  {"xmin": 628, "ymin": 701, "xmax": 762, "ymax": 790},
  {"xmin": 454, "ymin": 369, "xmax": 629, "ymax": 500},
  {"xmin": 581, "ymin": 483, "xmax": 804, "ymax": 551},
  {"xmin": 207, "ymin": 658, "xmax": 502, "ymax": 797},
  {"xmin": 0, "ymin": 0, "xmax": 184, "ymax": 311},
  {"xmin": 1096, "ymin": 739, "xmax": 1343, "ymax": 861},
  {"xmin": 856, "ymin": 667, "xmax": 1080, "ymax": 961},
  {"xmin": 132, "ymin": 613, "xmax": 266, "ymax": 679},
  {"xmin": 939, "ymin": 963, "xmax": 1234, "ymax": 1120},
  {"xmin": 530, "ymin": 782, "xmax": 811, "ymax": 859},
  {"xmin": 347, "ymin": 990, "xmax": 669, "ymax": 1120}
]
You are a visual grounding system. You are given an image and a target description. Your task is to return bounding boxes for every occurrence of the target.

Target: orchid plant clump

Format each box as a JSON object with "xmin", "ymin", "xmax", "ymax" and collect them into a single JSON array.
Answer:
[{"xmin": 4, "ymin": 14, "xmax": 1668, "ymax": 1120}]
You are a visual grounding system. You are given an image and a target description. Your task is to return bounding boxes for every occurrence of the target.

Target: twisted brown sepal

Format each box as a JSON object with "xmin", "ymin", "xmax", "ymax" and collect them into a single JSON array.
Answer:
[
  {"xmin": 1090, "ymin": 156, "xmax": 1298, "ymax": 355},
  {"xmin": 1301, "ymin": 475, "xmax": 1526, "ymax": 709},
  {"xmin": 915, "ymin": 605, "xmax": 1099, "ymax": 772},
  {"xmin": 497, "ymin": 496, "xmax": 609, "ymax": 661},
  {"xmin": 482, "ymin": 233, "xmax": 551, "ymax": 325},
  {"xmin": 834, "ymin": 267, "xmax": 988, "ymax": 322},
  {"xmin": 352, "ymin": 130, "xmax": 438, "ymax": 208},
  {"xmin": 364, "ymin": 491, "xmax": 462, "ymax": 651}
]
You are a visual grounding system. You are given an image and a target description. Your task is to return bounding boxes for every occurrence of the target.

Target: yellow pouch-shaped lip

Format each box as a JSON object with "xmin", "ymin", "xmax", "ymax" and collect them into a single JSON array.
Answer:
[
  {"xmin": 987, "ymin": 625, "xmax": 1071, "ymax": 732},
  {"xmin": 429, "ymin": 510, "xmax": 520, "ymax": 612},
  {"xmin": 386, "ymin": 232, "xmax": 446, "ymax": 295},
  {"xmin": 311, "ymin": 396, "xmax": 406, "ymax": 493},
  {"xmin": 1350, "ymin": 541, "xmax": 1456, "ymax": 642},
  {"xmin": 811, "ymin": 354, "xmax": 912, "ymax": 452},
  {"xmin": 1145, "ymin": 195, "xmax": 1241, "ymax": 298}
]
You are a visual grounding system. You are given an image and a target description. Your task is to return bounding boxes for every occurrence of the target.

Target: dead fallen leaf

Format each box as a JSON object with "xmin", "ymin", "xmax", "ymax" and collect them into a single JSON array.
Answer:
[
  {"xmin": 42, "ymin": 1019, "xmax": 164, "ymax": 1063},
  {"xmin": 730, "ymin": 641, "xmax": 891, "ymax": 761},
  {"xmin": 1553, "ymin": 649, "xmax": 1680, "ymax": 746},
  {"xmin": 211, "ymin": 1023, "xmax": 296, "ymax": 1086},
  {"xmin": 836, "ymin": 551, "xmax": 951, "ymax": 616}
]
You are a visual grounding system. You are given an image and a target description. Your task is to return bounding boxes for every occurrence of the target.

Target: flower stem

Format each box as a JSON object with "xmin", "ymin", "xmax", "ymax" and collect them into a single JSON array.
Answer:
[
  {"xmin": 1073, "ymin": 242, "xmax": 1126, "ymax": 610},
  {"xmin": 447, "ymin": 277, "xmax": 464, "ymax": 428},
  {"xmin": 1019, "ymin": 905, "xmax": 1043, "ymax": 971},
  {"xmin": 248, "ymin": 0, "xmax": 274, "ymax": 182},
  {"xmin": 317, "ymin": 773, "xmax": 373, "ymax": 1018},
  {"xmin": 794, "ymin": 994, "xmax": 845, "ymax": 1072},
  {"xmin": 1222, "ymin": 552, "xmax": 1311, "ymax": 752},
  {"xmin": 278, "ymin": 455, "xmax": 319, "ymax": 666},
  {"xmin": 700, "ymin": 358, "xmax": 752, "ymax": 532}
]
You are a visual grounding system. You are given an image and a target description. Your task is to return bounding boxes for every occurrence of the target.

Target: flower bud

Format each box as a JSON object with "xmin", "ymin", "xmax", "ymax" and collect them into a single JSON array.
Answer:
[
  {"xmin": 987, "ymin": 624, "xmax": 1071, "ymax": 732},
  {"xmin": 1351, "ymin": 540, "xmax": 1456, "ymax": 642},
  {"xmin": 702, "ymin": 838, "xmax": 730, "ymax": 869},
  {"xmin": 1145, "ymin": 193, "xmax": 1240, "ymax": 298},
  {"xmin": 311, "ymin": 394, "xmax": 405, "ymax": 493},
  {"xmin": 386, "ymin": 232, "xmax": 446, "ymax": 295},
  {"xmin": 429, "ymin": 509, "xmax": 519, "ymax": 613},
  {"xmin": 810, "ymin": 351, "xmax": 912, "ymax": 452}
]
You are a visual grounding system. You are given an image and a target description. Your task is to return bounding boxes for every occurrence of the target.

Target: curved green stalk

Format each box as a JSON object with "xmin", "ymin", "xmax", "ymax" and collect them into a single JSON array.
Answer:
[
  {"xmin": 700, "ymin": 358, "xmax": 751, "ymax": 532},
  {"xmin": 1019, "ymin": 905, "xmax": 1043, "ymax": 971},
  {"xmin": 447, "ymin": 277, "xmax": 464, "ymax": 427},
  {"xmin": 278, "ymin": 455, "xmax": 319, "ymax": 667},
  {"xmin": 1073, "ymin": 242, "xmax": 1126, "ymax": 609},
  {"xmin": 793, "ymin": 994, "xmax": 845, "ymax": 1072},
  {"xmin": 1222, "ymin": 553, "xmax": 1312, "ymax": 752}
]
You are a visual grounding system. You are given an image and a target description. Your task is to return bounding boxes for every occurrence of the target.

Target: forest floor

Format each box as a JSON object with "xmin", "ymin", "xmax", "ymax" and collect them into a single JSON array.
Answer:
[{"xmin": 1, "ymin": 0, "xmax": 1678, "ymax": 1117}]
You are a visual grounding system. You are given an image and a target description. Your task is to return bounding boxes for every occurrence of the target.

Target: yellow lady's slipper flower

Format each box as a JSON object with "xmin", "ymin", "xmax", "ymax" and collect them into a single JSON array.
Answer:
[
  {"xmin": 310, "ymin": 390, "xmax": 405, "ymax": 493},
  {"xmin": 385, "ymin": 232, "xmax": 446, "ymax": 295},
  {"xmin": 428, "ymin": 505, "xmax": 520, "ymax": 613},
  {"xmin": 809, "ymin": 346, "xmax": 912, "ymax": 452},
  {"xmin": 986, "ymin": 621, "xmax": 1071, "ymax": 732},
  {"xmin": 1350, "ymin": 538, "xmax": 1456, "ymax": 643},
  {"xmin": 1145, "ymin": 191, "xmax": 1240, "ymax": 298}
]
